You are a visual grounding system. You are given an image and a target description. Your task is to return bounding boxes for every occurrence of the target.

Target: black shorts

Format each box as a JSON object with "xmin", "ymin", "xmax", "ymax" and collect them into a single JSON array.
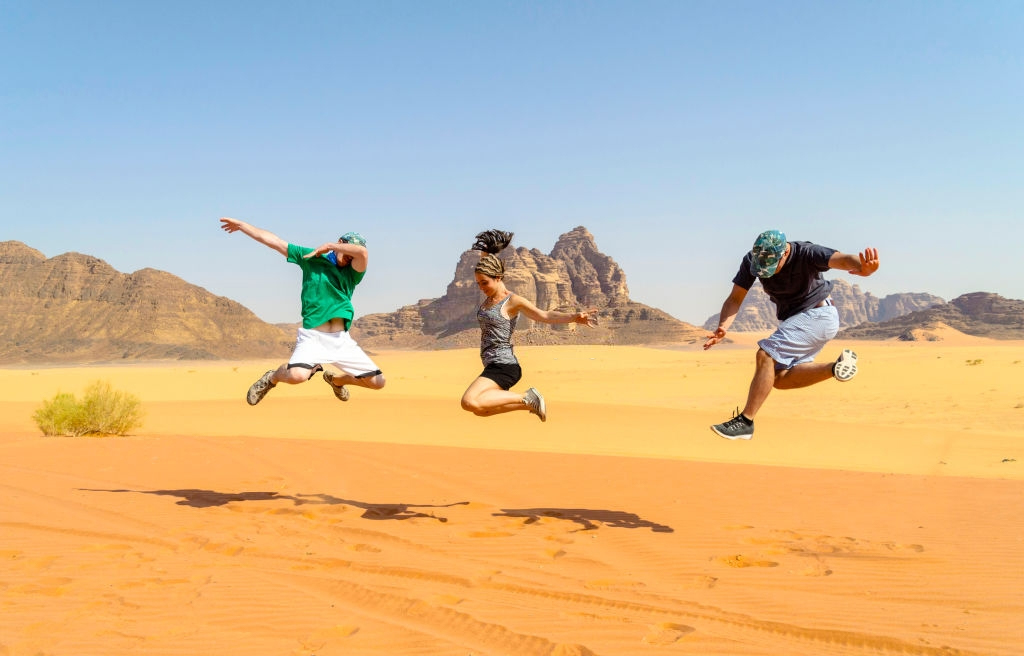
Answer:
[{"xmin": 479, "ymin": 362, "xmax": 522, "ymax": 391}]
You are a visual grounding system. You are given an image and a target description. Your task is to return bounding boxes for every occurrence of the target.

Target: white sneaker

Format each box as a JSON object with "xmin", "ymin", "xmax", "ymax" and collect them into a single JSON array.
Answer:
[
  {"xmin": 523, "ymin": 387, "xmax": 546, "ymax": 422},
  {"xmin": 833, "ymin": 349, "xmax": 858, "ymax": 382}
]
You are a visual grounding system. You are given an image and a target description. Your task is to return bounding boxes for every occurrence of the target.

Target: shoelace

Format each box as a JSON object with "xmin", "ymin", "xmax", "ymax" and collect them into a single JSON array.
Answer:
[{"xmin": 724, "ymin": 415, "xmax": 746, "ymax": 428}]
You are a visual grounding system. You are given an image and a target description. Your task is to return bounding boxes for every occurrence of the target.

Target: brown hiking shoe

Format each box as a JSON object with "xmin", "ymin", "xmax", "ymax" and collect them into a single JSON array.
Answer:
[
  {"xmin": 246, "ymin": 370, "xmax": 276, "ymax": 406},
  {"xmin": 323, "ymin": 370, "xmax": 350, "ymax": 402}
]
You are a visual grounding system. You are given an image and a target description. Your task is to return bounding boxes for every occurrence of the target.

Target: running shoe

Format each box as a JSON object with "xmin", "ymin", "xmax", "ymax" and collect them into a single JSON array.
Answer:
[
  {"xmin": 323, "ymin": 370, "xmax": 350, "ymax": 402},
  {"xmin": 711, "ymin": 407, "xmax": 754, "ymax": 440},
  {"xmin": 833, "ymin": 349, "xmax": 858, "ymax": 382},
  {"xmin": 523, "ymin": 387, "xmax": 546, "ymax": 422},
  {"xmin": 246, "ymin": 370, "xmax": 277, "ymax": 406}
]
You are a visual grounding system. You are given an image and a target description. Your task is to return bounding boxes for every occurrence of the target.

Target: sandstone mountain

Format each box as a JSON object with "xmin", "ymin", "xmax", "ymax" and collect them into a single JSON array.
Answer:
[
  {"xmin": 837, "ymin": 292, "xmax": 1024, "ymax": 340},
  {"xmin": 351, "ymin": 227, "xmax": 705, "ymax": 348},
  {"xmin": 702, "ymin": 278, "xmax": 944, "ymax": 332},
  {"xmin": 0, "ymin": 241, "xmax": 293, "ymax": 364}
]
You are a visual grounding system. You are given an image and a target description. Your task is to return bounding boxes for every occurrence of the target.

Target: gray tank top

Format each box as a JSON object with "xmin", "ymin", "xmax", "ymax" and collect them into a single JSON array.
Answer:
[{"xmin": 478, "ymin": 295, "xmax": 518, "ymax": 365}]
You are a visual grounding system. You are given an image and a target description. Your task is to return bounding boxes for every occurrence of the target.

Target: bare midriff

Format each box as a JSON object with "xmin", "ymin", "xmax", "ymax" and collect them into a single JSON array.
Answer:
[{"xmin": 313, "ymin": 318, "xmax": 349, "ymax": 333}]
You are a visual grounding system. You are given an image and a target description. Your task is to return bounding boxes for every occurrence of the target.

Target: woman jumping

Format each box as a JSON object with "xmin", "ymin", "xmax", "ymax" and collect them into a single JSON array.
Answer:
[{"xmin": 460, "ymin": 229, "xmax": 597, "ymax": 422}]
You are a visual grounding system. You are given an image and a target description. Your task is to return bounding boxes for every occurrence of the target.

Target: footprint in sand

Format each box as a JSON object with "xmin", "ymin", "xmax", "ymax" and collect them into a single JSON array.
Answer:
[
  {"xmin": 643, "ymin": 622, "xmax": 696, "ymax": 645},
  {"xmin": 715, "ymin": 554, "xmax": 779, "ymax": 568},
  {"xmin": 466, "ymin": 530, "xmax": 515, "ymax": 538},
  {"xmin": 298, "ymin": 624, "xmax": 359, "ymax": 651}
]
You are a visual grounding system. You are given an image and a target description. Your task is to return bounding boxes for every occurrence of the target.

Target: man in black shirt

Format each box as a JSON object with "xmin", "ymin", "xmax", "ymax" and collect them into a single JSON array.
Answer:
[{"xmin": 704, "ymin": 230, "xmax": 880, "ymax": 440}]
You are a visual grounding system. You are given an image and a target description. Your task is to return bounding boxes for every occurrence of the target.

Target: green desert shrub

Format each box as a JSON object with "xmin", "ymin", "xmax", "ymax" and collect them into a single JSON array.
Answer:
[{"xmin": 33, "ymin": 380, "xmax": 144, "ymax": 436}]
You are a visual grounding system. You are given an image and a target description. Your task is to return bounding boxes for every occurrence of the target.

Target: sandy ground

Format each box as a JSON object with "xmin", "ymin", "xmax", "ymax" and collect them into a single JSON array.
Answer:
[{"xmin": 1, "ymin": 338, "xmax": 1022, "ymax": 655}]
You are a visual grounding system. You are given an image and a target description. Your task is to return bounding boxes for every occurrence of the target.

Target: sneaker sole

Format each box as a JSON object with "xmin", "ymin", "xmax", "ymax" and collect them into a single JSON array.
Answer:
[
  {"xmin": 834, "ymin": 350, "xmax": 858, "ymax": 382},
  {"xmin": 710, "ymin": 425, "xmax": 753, "ymax": 441}
]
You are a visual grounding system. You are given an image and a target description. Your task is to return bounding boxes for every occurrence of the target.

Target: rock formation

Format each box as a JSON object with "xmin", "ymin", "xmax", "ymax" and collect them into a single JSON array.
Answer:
[
  {"xmin": 352, "ymin": 227, "xmax": 705, "ymax": 348},
  {"xmin": 838, "ymin": 292, "xmax": 1024, "ymax": 340},
  {"xmin": 0, "ymin": 241, "xmax": 293, "ymax": 364}
]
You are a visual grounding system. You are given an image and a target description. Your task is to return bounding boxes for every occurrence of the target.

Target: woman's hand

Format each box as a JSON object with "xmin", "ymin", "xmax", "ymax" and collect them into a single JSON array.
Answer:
[{"xmin": 575, "ymin": 308, "xmax": 599, "ymax": 327}]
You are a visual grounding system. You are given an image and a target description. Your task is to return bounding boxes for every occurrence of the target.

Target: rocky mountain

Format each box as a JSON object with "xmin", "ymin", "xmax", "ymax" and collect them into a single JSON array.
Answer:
[
  {"xmin": 351, "ymin": 227, "xmax": 705, "ymax": 348},
  {"xmin": 0, "ymin": 241, "xmax": 293, "ymax": 364},
  {"xmin": 702, "ymin": 279, "xmax": 944, "ymax": 332},
  {"xmin": 837, "ymin": 292, "xmax": 1024, "ymax": 340}
]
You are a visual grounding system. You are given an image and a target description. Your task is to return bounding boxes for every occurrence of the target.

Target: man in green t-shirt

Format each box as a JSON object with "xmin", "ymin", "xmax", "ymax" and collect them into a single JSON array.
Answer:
[{"xmin": 220, "ymin": 217, "xmax": 386, "ymax": 405}]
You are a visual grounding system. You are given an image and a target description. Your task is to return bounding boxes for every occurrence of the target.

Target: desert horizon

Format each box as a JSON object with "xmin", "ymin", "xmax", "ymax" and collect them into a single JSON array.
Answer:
[{"xmin": 2, "ymin": 338, "xmax": 1022, "ymax": 655}]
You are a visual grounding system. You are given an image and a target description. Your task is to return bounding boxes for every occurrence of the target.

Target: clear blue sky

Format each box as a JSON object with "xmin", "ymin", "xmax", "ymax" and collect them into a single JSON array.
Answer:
[{"xmin": 3, "ymin": 1, "xmax": 1022, "ymax": 326}]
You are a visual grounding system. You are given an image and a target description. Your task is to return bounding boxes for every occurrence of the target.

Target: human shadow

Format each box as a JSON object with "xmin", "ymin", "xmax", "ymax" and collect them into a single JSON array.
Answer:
[
  {"xmin": 290, "ymin": 493, "xmax": 469, "ymax": 523},
  {"xmin": 494, "ymin": 507, "xmax": 673, "ymax": 533},
  {"xmin": 81, "ymin": 488, "xmax": 469, "ymax": 522}
]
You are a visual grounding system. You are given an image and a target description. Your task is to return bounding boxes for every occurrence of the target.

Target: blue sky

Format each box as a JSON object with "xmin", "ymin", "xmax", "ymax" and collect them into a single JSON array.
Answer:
[{"xmin": 3, "ymin": 1, "xmax": 1022, "ymax": 326}]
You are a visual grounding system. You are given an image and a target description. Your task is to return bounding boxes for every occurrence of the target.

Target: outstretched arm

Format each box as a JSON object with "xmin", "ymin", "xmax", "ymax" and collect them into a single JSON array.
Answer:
[
  {"xmin": 220, "ymin": 217, "xmax": 288, "ymax": 257},
  {"xmin": 508, "ymin": 295, "xmax": 598, "ymax": 327},
  {"xmin": 828, "ymin": 247, "xmax": 880, "ymax": 277},
  {"xmin": 704, "ymin": 284, "xmax": 748, "ymax": 350}
]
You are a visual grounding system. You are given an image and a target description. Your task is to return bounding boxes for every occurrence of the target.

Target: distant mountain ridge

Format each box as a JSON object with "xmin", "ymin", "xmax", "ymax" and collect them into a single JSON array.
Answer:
[
  {"xmin": 351, "ymin": 227, "xmax": 706, "ymax": 348},
  {"xmin": 702, "ymin": 279, "xmax": 945, "ymax": 332},
  {"xmin": 837, "ymin": 292, "xmax": 1024, "ymax": 340},
  {"xmin": 0, "ymin": 241, "xmax": 292, "ymax": 364},
  {"xmin": 4, "ymin": 236, "xmax": 1020, "ymax": 366}
]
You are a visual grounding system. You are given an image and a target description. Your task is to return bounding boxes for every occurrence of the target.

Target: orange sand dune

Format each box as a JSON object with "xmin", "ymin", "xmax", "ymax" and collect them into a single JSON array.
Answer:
[{"xmin": 1, "ymin": 342, "xmax": 1022, "ymax": 655}]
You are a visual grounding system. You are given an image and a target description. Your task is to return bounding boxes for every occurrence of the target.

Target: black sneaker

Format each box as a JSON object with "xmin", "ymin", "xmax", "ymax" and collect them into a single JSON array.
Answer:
[
  {"xmin": 246, "ymin": 370, "xmax": 276, "ymax": 406},
  {"xmin": 711, "ymin": 408, "xmax": 754, "ymax": 440},
  {"xmin": 323, "ymin": 370, "xmax": 350, "ymax": 402}
]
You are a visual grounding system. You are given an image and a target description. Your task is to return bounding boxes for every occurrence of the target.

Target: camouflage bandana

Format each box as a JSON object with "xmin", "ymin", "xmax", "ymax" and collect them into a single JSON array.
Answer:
[
  {"xmin": 339, "ymin": 231, "xmax": 367, "ymax": 247},
  {"xmin": 749, "ymin": 230, "xmax": 787, "ymax": 278}
]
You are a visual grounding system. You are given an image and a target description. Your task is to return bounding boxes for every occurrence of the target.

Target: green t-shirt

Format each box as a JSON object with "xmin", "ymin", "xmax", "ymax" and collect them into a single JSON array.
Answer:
[{"xmin": 287, "ymin": 244, "xmax": 365, "ymax": 330}]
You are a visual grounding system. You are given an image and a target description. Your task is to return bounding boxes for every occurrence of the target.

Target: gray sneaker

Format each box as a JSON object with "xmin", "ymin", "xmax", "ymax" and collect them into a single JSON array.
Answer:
[
  {"xmin": 323, "ymin": 371, "xmax": 350, "ymax": 402},
  {"xmin": 246, "ymin": 370, "xmax": 277, "ymax": 406},
  {"xmin": 711, "ymin": 408, "xmax": 754, "ymax": 440},
  {"xmin": 833, "ymin": 349, "xmax": 858, "ymax": 382},
  {"xmin": 523, "ymin": 387, "xmax": 546, "ymax": 422}
]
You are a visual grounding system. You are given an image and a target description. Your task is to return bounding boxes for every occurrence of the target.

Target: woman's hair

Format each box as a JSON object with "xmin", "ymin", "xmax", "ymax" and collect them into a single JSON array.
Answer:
[{"xmin": 472, "ymin": 229, "xmax": 514, "ymax": 278}]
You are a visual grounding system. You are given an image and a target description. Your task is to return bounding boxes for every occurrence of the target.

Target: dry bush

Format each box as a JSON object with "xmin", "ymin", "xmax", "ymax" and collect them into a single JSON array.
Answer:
[{"xmin": 33, "ymin": 380, "xmax": 144, "ymax": 436}]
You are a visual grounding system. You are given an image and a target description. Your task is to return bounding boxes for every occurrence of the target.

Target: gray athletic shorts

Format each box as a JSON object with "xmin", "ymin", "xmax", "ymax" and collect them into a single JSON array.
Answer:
[{"xmin": 758, "ymin": 305, "xmax": 840, "ymax": 370}]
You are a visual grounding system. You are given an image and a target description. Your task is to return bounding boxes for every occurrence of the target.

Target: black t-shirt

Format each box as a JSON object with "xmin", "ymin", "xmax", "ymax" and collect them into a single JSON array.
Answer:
[{"xmin": 732, "ymin": 240, "xmax": 837, "ymax": 321}]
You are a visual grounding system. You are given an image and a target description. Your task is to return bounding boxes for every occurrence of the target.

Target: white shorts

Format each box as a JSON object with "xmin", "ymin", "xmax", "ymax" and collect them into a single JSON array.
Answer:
[
  {"xmin": 288, "ymin": 328, "xmax": 382, "ymax": 378},
  {"xmin": 758, "ymin": 305, "xmax": 840, "ymax": 370}
]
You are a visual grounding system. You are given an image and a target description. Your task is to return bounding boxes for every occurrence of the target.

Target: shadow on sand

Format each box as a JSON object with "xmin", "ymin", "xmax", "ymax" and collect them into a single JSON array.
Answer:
[
  {"xmin": 494, "ymin": 507, "xmax": 673, "ymax": 533},
  {"xmin": 80, "ymin": 488, "xmax": 469, "ymax": 522}
]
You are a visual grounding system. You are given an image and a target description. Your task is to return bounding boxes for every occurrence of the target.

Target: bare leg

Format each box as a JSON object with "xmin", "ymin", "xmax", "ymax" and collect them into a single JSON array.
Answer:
[
  {"xmin": 461, "ymin": 377, "xmax": 530, "ymax": 417},
  {"xmin": 741, "ymin": 348, "xmax": 777, "ymax": 420},
  {"xmin": 267, "ymin": 364, "xmax": 306, "ymax": 385},
  {"xmin": 773, "ymin": 361, "xmax": 834, "ymax": 390},
  {"xmin": 324, "ymin": 371, "xmax": 386, "ymax": 390},
  {"xmin": 742, "ymin": 350, "xmax": 838, "ymax": 418}
]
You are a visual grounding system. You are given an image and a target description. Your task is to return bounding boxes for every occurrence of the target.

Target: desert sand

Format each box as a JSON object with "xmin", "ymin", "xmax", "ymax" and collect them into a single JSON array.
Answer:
[{"xmin": 1, "ymin": 338, "xmax": 1022, "ymax": 655}]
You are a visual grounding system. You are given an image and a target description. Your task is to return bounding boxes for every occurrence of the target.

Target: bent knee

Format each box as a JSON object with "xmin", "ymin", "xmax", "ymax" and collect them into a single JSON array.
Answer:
[
  {"xmin": 366, "ymin": 374, "xmax": 386, "ymax": 390},
  {"xmin": 460, "ymin": 398, "xmax": 486, "ymax": 415},
  {"xmin": 280, "ymin": 368, "xmax": 311, "ymax": 384}
]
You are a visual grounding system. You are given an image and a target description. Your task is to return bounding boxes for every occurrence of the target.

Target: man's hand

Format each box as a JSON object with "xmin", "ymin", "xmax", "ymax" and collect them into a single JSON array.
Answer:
[
  {"xmin": 704, "ymin": 327, "xmax": 726, "ymax": 350},
  {"xmin": 219, "ymin": 217, "xmax": 246, "ymax": 234},
  {"xmin": 303, "ymin": 242, "xmax": 337, "ymax": 259},
  {"xmin": 852, "ymin": 247, "xmax": 880, "ymax": 277}
]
